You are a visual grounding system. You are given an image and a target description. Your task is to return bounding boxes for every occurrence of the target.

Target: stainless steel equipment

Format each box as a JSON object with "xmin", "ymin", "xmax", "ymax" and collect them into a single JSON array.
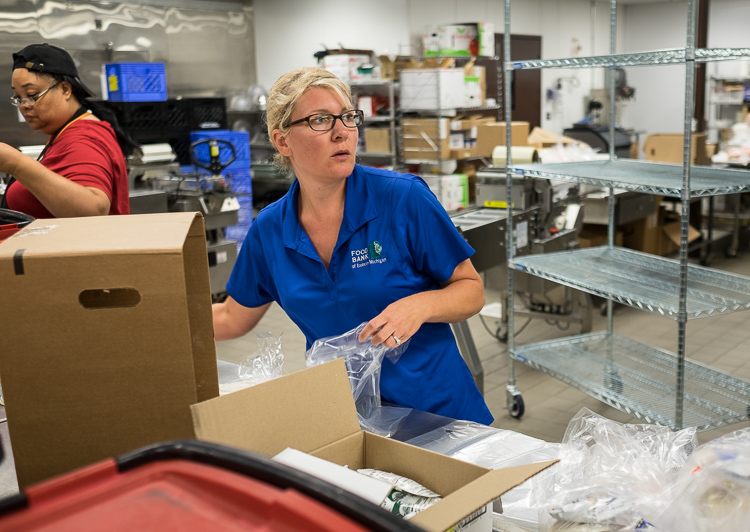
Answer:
[{"xmin": 449, "ymin": 169, "xmax": 590, "ymax": 393}]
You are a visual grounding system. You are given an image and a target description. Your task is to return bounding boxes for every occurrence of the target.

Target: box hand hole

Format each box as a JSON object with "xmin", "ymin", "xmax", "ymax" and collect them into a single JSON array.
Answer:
[{"xmin": 79, "ymin": 288, "xmax": 141, "ymax": 309}]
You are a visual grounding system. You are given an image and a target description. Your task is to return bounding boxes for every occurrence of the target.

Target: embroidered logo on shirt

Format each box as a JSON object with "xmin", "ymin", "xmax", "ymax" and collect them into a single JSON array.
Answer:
[
  {"xmin": 351, "ymin": 241, "xmax": 387, "ymax": 269},
  {"xmin": 368, "ymin": 240, "xmax": 382, "ymax": 259}
]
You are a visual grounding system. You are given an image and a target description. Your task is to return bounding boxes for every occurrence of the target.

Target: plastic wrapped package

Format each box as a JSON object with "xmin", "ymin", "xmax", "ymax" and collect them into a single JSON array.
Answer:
[
  {"xmin": 655, "ymin": 427, "xmax": 750, "ymax": 532},
  {"xmin": 219, "ymin": 332, "xmax": 285, "ymax": 395},
  {"xmin": 305, "ymin": 322, "xmax": 412, "ymax": 437},
  {"xmin": 358, "ymin": 469, "xmax": 441, "ymax": 519},
  {"xmin": 537, "ymin": 408, "xmax": 697, "ymax": 531}
]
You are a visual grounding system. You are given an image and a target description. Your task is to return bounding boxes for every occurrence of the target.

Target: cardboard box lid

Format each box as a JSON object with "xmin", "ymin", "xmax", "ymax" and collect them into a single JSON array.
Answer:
[
  {"xmin": 191, "ymin": 358, "xmax": 361, "ymax": 457},
  {"xmin": 527, "ymin": 126, "xmax": 578, "ymax": 146},
  {"xmin": 0, "ymin": 212, "xmax": 205, "ymax": 258}
]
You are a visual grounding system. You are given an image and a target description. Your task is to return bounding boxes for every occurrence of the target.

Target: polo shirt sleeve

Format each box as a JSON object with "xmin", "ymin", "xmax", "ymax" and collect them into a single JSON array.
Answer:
[
  {"xmin": 399, "ymin": 177, "xmax": 475, "ymax": 283},
  {"xmin": 225, "ymin": 218, "xmax": 277, "ymax": 308}
]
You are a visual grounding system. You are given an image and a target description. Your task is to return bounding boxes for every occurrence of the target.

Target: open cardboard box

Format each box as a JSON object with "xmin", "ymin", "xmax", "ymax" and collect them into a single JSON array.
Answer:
[{"xmin": 191, "ymin": 358, "xmax": 556, "ymax": 532}]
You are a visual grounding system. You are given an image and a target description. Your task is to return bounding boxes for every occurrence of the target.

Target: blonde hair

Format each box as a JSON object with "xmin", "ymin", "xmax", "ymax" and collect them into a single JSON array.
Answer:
[{"xmin": 266, "ymin": 66, "xmax": 353, "ymax": 171}]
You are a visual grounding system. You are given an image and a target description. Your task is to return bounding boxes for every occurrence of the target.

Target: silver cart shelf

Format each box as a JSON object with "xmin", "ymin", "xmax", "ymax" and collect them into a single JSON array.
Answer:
[
  {"xmin": 510, "ymin": 332, "xmax": 750, "ymax": 431},
  {"xmin": 501, "ymin": 0, "xmax": 750, "ymax": 431}
]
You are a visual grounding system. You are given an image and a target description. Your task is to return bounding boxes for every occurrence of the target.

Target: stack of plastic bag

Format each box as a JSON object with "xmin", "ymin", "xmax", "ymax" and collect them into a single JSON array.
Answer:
[
  {"xmin": 537, "ymin": 408, "xmax": 697, "ymax": 531},
  {"xmin": 654, "ymin": 427, "xmax": 750, "ymax": 532},
  {"xmin": 305, "ymin": 322, "xmax": 412, "ymax": 437},
  {"xmin": 219, "ymin": 332, "xmax": 285, "ymax": 395}
]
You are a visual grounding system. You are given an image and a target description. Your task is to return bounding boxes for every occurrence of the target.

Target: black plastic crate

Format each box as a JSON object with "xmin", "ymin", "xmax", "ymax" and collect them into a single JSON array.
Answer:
[{"xmin": 187, "ymin": 98, "xmax": 227, "ymax": 130}]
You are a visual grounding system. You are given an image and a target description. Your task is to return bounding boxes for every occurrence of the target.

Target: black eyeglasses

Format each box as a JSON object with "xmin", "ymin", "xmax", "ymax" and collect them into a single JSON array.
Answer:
[
  {"xmin": 289, "ymin": 110, "xmax": 364, "ymax": 131},
  {"xmin": 10, "ymin": 82, "xmax": 60, "ymax": 107}
]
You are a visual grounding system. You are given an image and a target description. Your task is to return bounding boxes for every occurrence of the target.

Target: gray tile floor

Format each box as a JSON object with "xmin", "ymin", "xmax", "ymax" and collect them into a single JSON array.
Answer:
[{"xmin": 216, "ymin": 246, "xmax": 750, "ymax": 447}]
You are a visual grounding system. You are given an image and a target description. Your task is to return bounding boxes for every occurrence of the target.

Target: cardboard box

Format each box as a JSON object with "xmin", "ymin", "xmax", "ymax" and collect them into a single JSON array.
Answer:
[
  {"xmin": 423, "ymin": 23, "xmax": 494, "ymax": 58},
  {"xmin": 527, "ymin": 127, "xmax": 581, "ymax": 150},
  {"xmin": 643, "ymin": 133, "xmax": 711, "ymax": 166},
  {"xmin": 319, "ymin": 49, "xmax": 374, "ymax": 82},
  {"xmin": 464, "ymin": 61, "xmax": 486, "ymax": 107},
  {"xmin": 423, "ymin": 174, "xmax": 469, "ymax": 211},
  {"xmin": 660, "ymin": 211, "xmax": 702, "ymax": 255},
  {"xmin": 403, "ymin": 118, "xmax": 452, "ymax": 161},
  {"xmin": 0, "ymin": 213, "xmax": 219, "ymax": 487},
  {"xmin": 364, "ymin": 128, "xmax": 391, "ymax": 154},
  {"xmin": 450, "ymin": 121, "xmax": 530, "ymax": 159},
  {"xmin": 191, "ymin": 359, "xmax": 555, "ymax": 532},
  {"xmin": 400, "ymin": 68, "xmax": 466, "ymax": 111},
  {"xmin": 577, "ymin": 224, "xmax": 624, "ymax": 248}
]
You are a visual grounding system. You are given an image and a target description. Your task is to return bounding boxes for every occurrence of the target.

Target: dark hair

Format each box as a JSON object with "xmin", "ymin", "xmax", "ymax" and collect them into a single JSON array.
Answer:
[{"xmin": 49, "ymin": 72, "xmax": 141, "ymax": 158}]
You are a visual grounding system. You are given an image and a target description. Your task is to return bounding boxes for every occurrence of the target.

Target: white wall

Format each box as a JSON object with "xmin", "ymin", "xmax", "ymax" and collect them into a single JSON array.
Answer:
[{"xmin": 253, "ymin": 0, "xmax": 750, "ymax": 152}]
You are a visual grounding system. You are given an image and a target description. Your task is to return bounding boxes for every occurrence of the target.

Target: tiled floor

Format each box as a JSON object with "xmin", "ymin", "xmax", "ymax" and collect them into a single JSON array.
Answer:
[{"xmin": 216, "ymin": 244, "xmax": 750, "ymax": 446}]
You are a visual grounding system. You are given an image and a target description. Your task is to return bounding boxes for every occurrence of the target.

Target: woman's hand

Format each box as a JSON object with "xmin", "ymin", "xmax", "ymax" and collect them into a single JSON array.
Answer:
[
  {"xmin": 358, "ymin": 258, "xmax": 485, "ymax": 349},
  {"xmin": 358, "ymin": 295, "xmax": 427, "ymax": 348}
]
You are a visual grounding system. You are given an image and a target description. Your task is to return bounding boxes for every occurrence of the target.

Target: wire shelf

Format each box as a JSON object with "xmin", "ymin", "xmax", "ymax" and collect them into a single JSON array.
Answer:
[
  {"xmin": 511, "ymin": 159, "xmax": 750, "ymax": 197},
  {"xmin": 509, "ymin": 47, "xmax": 750, "ymax": 70},
  {"xmin": 510, "ymin": 246, "xmax": 750, "ymax": 319},
  {"xmin": 511, "ymin": 332, "xmax": 750, "ymax": 431}
]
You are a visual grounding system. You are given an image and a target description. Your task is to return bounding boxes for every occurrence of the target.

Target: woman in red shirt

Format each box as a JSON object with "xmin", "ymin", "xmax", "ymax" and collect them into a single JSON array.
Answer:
[{"xmin": 0, "ymin": 43, "xmax": 138, "ymax": 218}]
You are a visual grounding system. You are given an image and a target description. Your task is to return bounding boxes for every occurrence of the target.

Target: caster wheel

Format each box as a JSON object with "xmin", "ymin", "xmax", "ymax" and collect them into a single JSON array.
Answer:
[
  {"xmin": 509, "ymin": 394, "xmax": 525, "ymax": 419},
  {"xmin": 606, "ymin": 372, "xmax": 623, "ymax": 395},
  {"xmin": 725, "ymin": 245, "xmax": 738, "ymax": 259}
]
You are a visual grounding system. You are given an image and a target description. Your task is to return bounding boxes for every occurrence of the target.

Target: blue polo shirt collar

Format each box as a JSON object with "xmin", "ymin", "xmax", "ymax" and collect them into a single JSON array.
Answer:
[{"xmin": 281, "ymin": 165, "xmax": 380, "ymax": 261}]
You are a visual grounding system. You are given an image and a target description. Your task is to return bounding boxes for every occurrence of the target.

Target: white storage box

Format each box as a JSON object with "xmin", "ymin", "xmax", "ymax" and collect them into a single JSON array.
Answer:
[{"xmin": 400, "ymin": 68, "xmax": 466, "ymax": 111}]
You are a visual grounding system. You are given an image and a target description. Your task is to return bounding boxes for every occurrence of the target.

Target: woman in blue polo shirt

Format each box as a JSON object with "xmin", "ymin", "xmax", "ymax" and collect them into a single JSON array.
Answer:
[{"xmin": 212, "ymin": 66, "xmax": 493, "ymax": 425}]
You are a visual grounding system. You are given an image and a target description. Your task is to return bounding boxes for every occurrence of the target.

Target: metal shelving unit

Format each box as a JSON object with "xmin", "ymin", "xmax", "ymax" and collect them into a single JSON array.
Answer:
[
  {"xmin": 503, "ymin": 0, "xmax": 750, "ymax": 431},
  {"xmin": 351, "ymin": 79, "xmax": 400, "ymax": 168}
]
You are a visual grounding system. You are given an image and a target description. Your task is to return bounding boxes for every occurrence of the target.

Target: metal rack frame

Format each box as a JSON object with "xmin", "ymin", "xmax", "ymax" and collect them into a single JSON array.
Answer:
[{"xmin": 503, "ymin": 0, "xmax": 750, "ymax": 431}]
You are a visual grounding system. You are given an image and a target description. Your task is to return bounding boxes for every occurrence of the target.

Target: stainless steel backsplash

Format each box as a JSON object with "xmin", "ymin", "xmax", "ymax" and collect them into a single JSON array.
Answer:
[{"xmin": 0, "ymin": 0, "xmax": 255, "ymax": 148}]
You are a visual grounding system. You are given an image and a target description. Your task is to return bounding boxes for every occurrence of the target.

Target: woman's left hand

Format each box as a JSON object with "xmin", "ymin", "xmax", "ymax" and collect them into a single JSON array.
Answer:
[
  {"xmin": 357, "ymin": 258, "xmax": 484, "ymax": 349},
  {"xmin": 358, "ymin": 295, "xmax": 427, "ymax": 349}
]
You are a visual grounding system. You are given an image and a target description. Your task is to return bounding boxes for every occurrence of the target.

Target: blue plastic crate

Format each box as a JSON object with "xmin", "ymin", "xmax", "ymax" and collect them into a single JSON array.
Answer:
[
  {"xmin": 106, "ymin": 63, "xmax": 167, "ymax": 102},
  {"xmin": 190, "ymin": 130, "xmax": 251, "ymax": 171}
]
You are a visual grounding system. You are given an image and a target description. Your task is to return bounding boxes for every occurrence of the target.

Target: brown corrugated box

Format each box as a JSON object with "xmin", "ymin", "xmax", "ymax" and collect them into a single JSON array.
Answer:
[
  {"xmin": 643, "ymin": 133, "xmax": 711, "ymax": 166},
  {"xmin": 191, "ymin": 358, "xmax": 556, "ymax": 532},
  {"xmin": 0, "ymin": 213, "xmax": 219, "ymax": 487}
]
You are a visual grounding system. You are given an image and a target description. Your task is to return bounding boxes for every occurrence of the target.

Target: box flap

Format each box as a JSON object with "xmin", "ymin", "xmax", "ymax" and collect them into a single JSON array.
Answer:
[
  {"xmin": 191, "ymin": 358, "xmax": 360, "ymax": 456},
  {"xmin": 0, "ymin": 212, "xmax": 201, "ymax": 259},
  {"xmin": 410, "ymin": 460, "xmax": 558, "ymax": 532}
]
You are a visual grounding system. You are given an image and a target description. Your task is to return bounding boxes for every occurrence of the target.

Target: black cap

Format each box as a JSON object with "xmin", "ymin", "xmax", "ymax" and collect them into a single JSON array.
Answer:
[{"xmin": 12, "ymin": 43, "xmax": 96, "ymax": 98}]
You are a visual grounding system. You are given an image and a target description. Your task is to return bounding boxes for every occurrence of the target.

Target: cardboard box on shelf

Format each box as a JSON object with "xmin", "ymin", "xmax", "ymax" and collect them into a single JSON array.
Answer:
[
  {"xmin": 423, "ymin": 173, "xmax": 469, "ymax": 211},
  {"xmin": 364, "ymin": 128, "xmax": 391, "ymax": 154},
  {"xmin": 0, "ymin": 213, "xmax": 219, "ymax": 487},
  {"xmin": 318, "ymin": 49, "xmax": 374, "ymax": 82},
  {"xmin": 448, "ymin": 119, "xmax": 530, "ymax": 159},
  {"xmin": 463, "ymin": 60, "xmax": 486, "ymax": 107},
  {"xmin": 643, "ymin": 133, "xmax": 711, "ymax": 166},
  {"xmin": 423, "ymin": 22, "xmax": 495, "ymax": 58},
  {"xmin": 400, "ymin": 67, "xmax": 466, "ymax": 111},
  {"xmin": 191, "ymin": 359, "xmax": 556, "ymax": 532},
  {"xmin": 403, "ymin": 117, "xmax": 452, "ymax": 161}
]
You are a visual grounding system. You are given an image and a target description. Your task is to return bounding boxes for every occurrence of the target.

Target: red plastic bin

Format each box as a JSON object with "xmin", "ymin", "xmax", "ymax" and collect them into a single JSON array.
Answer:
[
  {"xmin": 0, "ymin": 208, "xmax": 34, "ymax": 243},
  {"xmin": 0, "ymin": 441, "xmax": 423, "ymax": 532}
]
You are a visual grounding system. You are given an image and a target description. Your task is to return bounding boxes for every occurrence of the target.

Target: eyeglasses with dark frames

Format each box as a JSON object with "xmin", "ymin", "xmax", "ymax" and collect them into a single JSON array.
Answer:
[
  {"xmin": 289, "ymin": 110, "xmax": 365, "ymax": 132},
  {"xmin": 10, "ymin": 82, "xmax": 60, "ymax": 108}
]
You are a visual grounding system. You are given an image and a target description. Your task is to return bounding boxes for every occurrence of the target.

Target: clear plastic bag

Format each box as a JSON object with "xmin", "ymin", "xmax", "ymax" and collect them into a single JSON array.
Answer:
[
  {"xmin": 655, "ymin": 427, "xmax": 750, "ymax": 532},
  {"xmin": 537, "ymin": 408, "xmax": 697, "ymax": 531},
  {"xmin": 238, "ymin": 331, "xmax": 285, "ymax": 385},
  {"xmin": 305, "ymin": 322, "xmax": 412, "ymax": 437}
]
